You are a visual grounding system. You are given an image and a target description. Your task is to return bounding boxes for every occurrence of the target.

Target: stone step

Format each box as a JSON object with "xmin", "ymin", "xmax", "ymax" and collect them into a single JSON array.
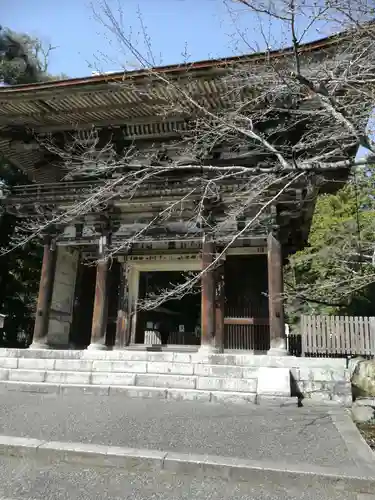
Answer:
[
  {"xmin": 0, "ymin": 380, "xmax": 298, "ymax": 406},
  {"xmin": 0, "ymin": 358, "xmax": 259, "ymax": 378},
  {"xmin": 0, "ymin": 348, "xmax": 349, "ymax": 370},
  {"xmin": 0, "ymin": 349, "xmax": 352, "ymax": 406},
  {"xmin": 0, "ymin": 368, "xmax": 258, "ymax": 392}
]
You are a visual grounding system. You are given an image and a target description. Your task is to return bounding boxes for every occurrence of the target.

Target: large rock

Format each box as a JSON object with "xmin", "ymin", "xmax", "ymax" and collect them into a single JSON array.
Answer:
[
  {"xmin": 351, "ymin": 403, "xmax": 375, "ymax": 423},
  {"xmin": 352, "ymin": 359, "xmax": 375, "ymax": 398}
]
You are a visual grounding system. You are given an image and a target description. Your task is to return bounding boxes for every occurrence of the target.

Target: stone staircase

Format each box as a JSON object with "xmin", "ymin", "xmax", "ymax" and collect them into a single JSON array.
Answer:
[{"xmin": 0, "ymin": 348, "xmax": 296, "ymax": 405}]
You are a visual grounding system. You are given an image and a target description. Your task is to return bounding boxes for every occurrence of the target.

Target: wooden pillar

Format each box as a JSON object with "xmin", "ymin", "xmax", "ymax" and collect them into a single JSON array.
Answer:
[
  {"xmin": 215, "ymin": 263, "xmax": 225, "ymax": 352},
  {"xmin": 267, "ymin": 232, "xmax": 287, "ymax": 354},
  {"xmin": 115, "ymin": 263, "xmax": 130, "ymax": 348},
  {"xmin": 200, "ymin": 237, "xmax": 216, "ymax": 351},
  {"xmin": 88, "ymin": 257, "xmax": 109, "ymax": 350},
  {"xmin": 30, "ymin": 236, "xmax": 57, "ymax": 348}
]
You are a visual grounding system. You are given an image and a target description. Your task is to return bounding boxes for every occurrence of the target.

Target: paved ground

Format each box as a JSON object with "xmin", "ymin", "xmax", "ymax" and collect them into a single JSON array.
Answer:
[
  {"xmin": 0, "ymin": 391, "xmax": 359, "ymax": 468},
  {"xmin": 0, "ymin": 455, "xmax": 364, "ymax": 500}
]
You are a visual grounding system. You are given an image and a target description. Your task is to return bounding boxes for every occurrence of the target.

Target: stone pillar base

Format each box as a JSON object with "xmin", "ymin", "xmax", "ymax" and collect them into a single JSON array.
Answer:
[
  {"xmin": 198, "ymin": 343, "xmax": 219, "ymax": 355},
  {"xmin": 87, "ymin": 342, "xmax": 108, "ymax": 351},
  {"xmin": 267, "ymin": 347, "xmax": 289, "ymax": 356},
  {"xmin": 29, "ymin": 340, "xmax": 49, "ymax": 349},
  {"xmin": 267, "ymin": 337, "xmax": 288, "ymax": 356}
]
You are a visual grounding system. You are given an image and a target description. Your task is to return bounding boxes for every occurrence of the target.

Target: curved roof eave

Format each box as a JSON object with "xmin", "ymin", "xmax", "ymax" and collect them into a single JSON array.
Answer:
[{"xmin": 0, "ymin": 27, "xmax": 355, "ymax": 96}]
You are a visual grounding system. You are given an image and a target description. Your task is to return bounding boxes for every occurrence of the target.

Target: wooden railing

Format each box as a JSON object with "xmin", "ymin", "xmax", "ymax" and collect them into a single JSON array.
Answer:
[{"xmin": 300, "ymin": 315, "xmax": 375, "ymax": 357}]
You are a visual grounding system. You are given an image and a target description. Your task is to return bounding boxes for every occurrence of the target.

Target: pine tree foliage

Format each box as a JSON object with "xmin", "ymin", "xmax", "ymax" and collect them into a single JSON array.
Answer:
[
  {"xmin": 285, "ymin": 166, "xmax": 375, "ymax": 322},
  {"xmin": 0, "ymin": 27, "xmax": 53, "ymax": 346}
]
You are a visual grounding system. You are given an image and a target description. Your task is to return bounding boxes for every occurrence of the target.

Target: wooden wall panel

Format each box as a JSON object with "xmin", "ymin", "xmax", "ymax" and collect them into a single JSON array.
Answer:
[{"xmin": 224, "ymin": 255, "xmax": 270, "ymax": 351}]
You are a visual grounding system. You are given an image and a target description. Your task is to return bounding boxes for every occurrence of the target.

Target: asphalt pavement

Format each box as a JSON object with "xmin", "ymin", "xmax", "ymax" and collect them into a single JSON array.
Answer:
[
  {"xmin": 0, "ymin": 454, "xmax": 364, "ymax": 500},
  {"xmin": 0, "ymin": 391, "xmax": 357, "ymax": 468},
  {"xmin": 0, "ymin": 390, "xmax": 374, "ymax": 499}
]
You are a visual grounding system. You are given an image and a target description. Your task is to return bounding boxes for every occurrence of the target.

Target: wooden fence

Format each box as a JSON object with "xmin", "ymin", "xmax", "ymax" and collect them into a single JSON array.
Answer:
[{"xmin": 301, "ymin": 315, "xmax": 375, "ymax": 357}]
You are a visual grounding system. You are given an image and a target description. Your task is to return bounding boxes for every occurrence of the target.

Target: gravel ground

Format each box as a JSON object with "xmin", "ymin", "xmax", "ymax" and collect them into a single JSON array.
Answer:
[
  {"xmin": 0, "ymin": 390, "xmax": 356, "ymax": 468},
  {"xmin": 357, "ymin": 423, "xmax": 375, "ymax": 451},
  {"xmin": 0, "ymin": 455, "xmax": 361, "ymax": 500}
]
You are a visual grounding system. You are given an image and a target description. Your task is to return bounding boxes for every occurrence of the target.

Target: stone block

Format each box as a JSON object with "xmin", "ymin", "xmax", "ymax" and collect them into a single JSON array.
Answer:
[
  {"xmin": 241, "ymin": 367, "xmax": 259, "ymax": 379},
  {"xmin": 308, "ymin": 391, "xmax": 331, "ymax": 401},
  {"xmin": 38, "ymin": 350, "xmax": 82, "ymax": 360},
  {"xmin": 294, "ymin": 358, "xmax": 346, "ymax": 369},
  {"xmin": 0, "ymin": 368, "xmax": 9, "ymax": 380},
  {"xmin": 148, "ymin": 362, "xmax": 194, "ymax": 375},
  {"xmin": 354, "ymin": 397, "xmax": 375, "ymax": 407},
  {"xmin": 256, "ymin": 395, "xmax": 297, "ymax": 407},
  {"xmin": 196, "ymin": 376, "xmax": 257, "ymax": 393},
  {"xmin": 205, "ymin": 354, "xmax": 238, "ymax": 366},
  {"xmin": 314, "ymin": 369, "xmax": 347, "ymax": 382},
  {"xmin": 1, "ymin": 381, "xmax": 59, "ymax": 394},
  {"xmin": 8, "ymin": 369, "xmax": 45, "ymax": 383},
  {"xmin": 303, "ymin": 380, "xmax": 326, "ymax": 394},
  {"xmin": 91, "ymin": 372, "xmax": 136, "ymax": 386},
  {"xmin": 210, "ymin": 391, "xmax": 256, "ymax": 404},
  {"xmin": 0, "ymin": 435, "xmax": 44, "ymax": 458},
  {"xmin": 91, "ymin": 361, "xmax": 115, "ymax": 372},
  {"xmin": 117, "ymin": 352, "xmax": 149, "ymax": 362},
  {"xmin": 162, "ymin": 452, "xmax": 237, "ymax": 479},
  {"xmin": 298, "ymin": 367, "xmax": 313, "ymax": 381},
  {"xmin": 54, "ymin": 359, "xmax": 93, "ymax": 372},
  {"xmin": 0, "ymin": 358, "xmax": 17, "ymax": 368},
  {"xmin": 37, "ymin": 440, "xmax": 110, "ymax": 467},
  {"xmin": 60, "ymin": 384, "xmax": 110, "ymax": 396},
  {"xmin": 92, "ymin": 360, "xmax": 147, "ymax": 373},
  {"xmin": 333, "ymin": 380, "xmax": 351, "ymax": 397},
  {"xmin": 173, "ymin": 353, "xmax": 192, "ymax": 363},
  {"xmin": 352, "ymin": 404, "xmax": 375, "ymax": 423},
  {"xmin": 331, "ymin": 393, "xmax": 352, "ymax": 407},
  {"xmin": 135, "ymin": 373, "xmax": 196, "ymax": 389},
  {"xmin": 257, "ymin": 367, "xmax": 291, "ymax": 396},
  {"xmin": 18, "ymin": 358, "xmax": 55, "ymax": 370},
  {"xmin": 352, "ymin": 359, "xmax": 375, "ymax": 398},
  {"xmin": 144, "ymin": 352, "xmax": 175, "ymax": 363},
  {"xmin": 194, "ymin": 364, "xmax": 243, "ymax": 378},
  {"xmin": 166, "ymin": 389, "xmax": 211, "ymax": 402},
  {"xmin": 102, "ymin": 446, "xmax": 166, "ymax": 471},
  {"xmin": 45, "ymin": 371, "xmax": 91, "ymax": 385},
  {"xmin": 109, "ymin": 386, "xmax": 167, "ymax": 399}
]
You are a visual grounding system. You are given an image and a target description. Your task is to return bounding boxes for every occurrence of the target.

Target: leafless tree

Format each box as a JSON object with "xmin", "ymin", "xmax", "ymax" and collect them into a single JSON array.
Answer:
[{"xmin": 5, "ymin": 0, "xmax": 375, "ymax": 311}]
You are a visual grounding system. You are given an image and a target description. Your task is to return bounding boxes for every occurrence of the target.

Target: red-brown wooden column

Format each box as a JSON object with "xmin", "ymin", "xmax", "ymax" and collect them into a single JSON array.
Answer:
[
  {"xmin": 115, "ymin": 262, "xmax": 129, "ymax": 348},
  {"xmin": 30, "ymin": 236, "xmax": 57, "ymax": 348},
  {"xmin": 215, "ymin": 263, "xmax": 225, "ymax": 352},
  {"xmin": 87, "ymin": 258, "xmax": 109, "ymax": 350},
  {"xmin": 267, "ymin": 232, "xmax": 287, "ymax": 355},
  {"xmin": 200, "ymin": 237, "xmax": 216, "ymax": 352}
]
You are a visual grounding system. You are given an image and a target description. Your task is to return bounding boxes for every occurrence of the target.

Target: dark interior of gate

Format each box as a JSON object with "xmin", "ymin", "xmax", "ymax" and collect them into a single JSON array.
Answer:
[
  {"xmin": 135, "ymin": 270, "xmax": 201, "ymax": 346},
  {"xmin": 224, "ymin": 255, "xmax": 270, "ymax": 352},
  {"xmin": 68, "ymin": 253, "xmax": 270, "ymax": 351}
]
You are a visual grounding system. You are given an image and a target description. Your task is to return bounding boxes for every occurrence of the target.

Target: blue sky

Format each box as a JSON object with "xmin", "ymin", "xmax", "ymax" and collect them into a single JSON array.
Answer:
[{"xmin": 1, "ymin": 0, "xmax": 327, "ymax": 78}]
